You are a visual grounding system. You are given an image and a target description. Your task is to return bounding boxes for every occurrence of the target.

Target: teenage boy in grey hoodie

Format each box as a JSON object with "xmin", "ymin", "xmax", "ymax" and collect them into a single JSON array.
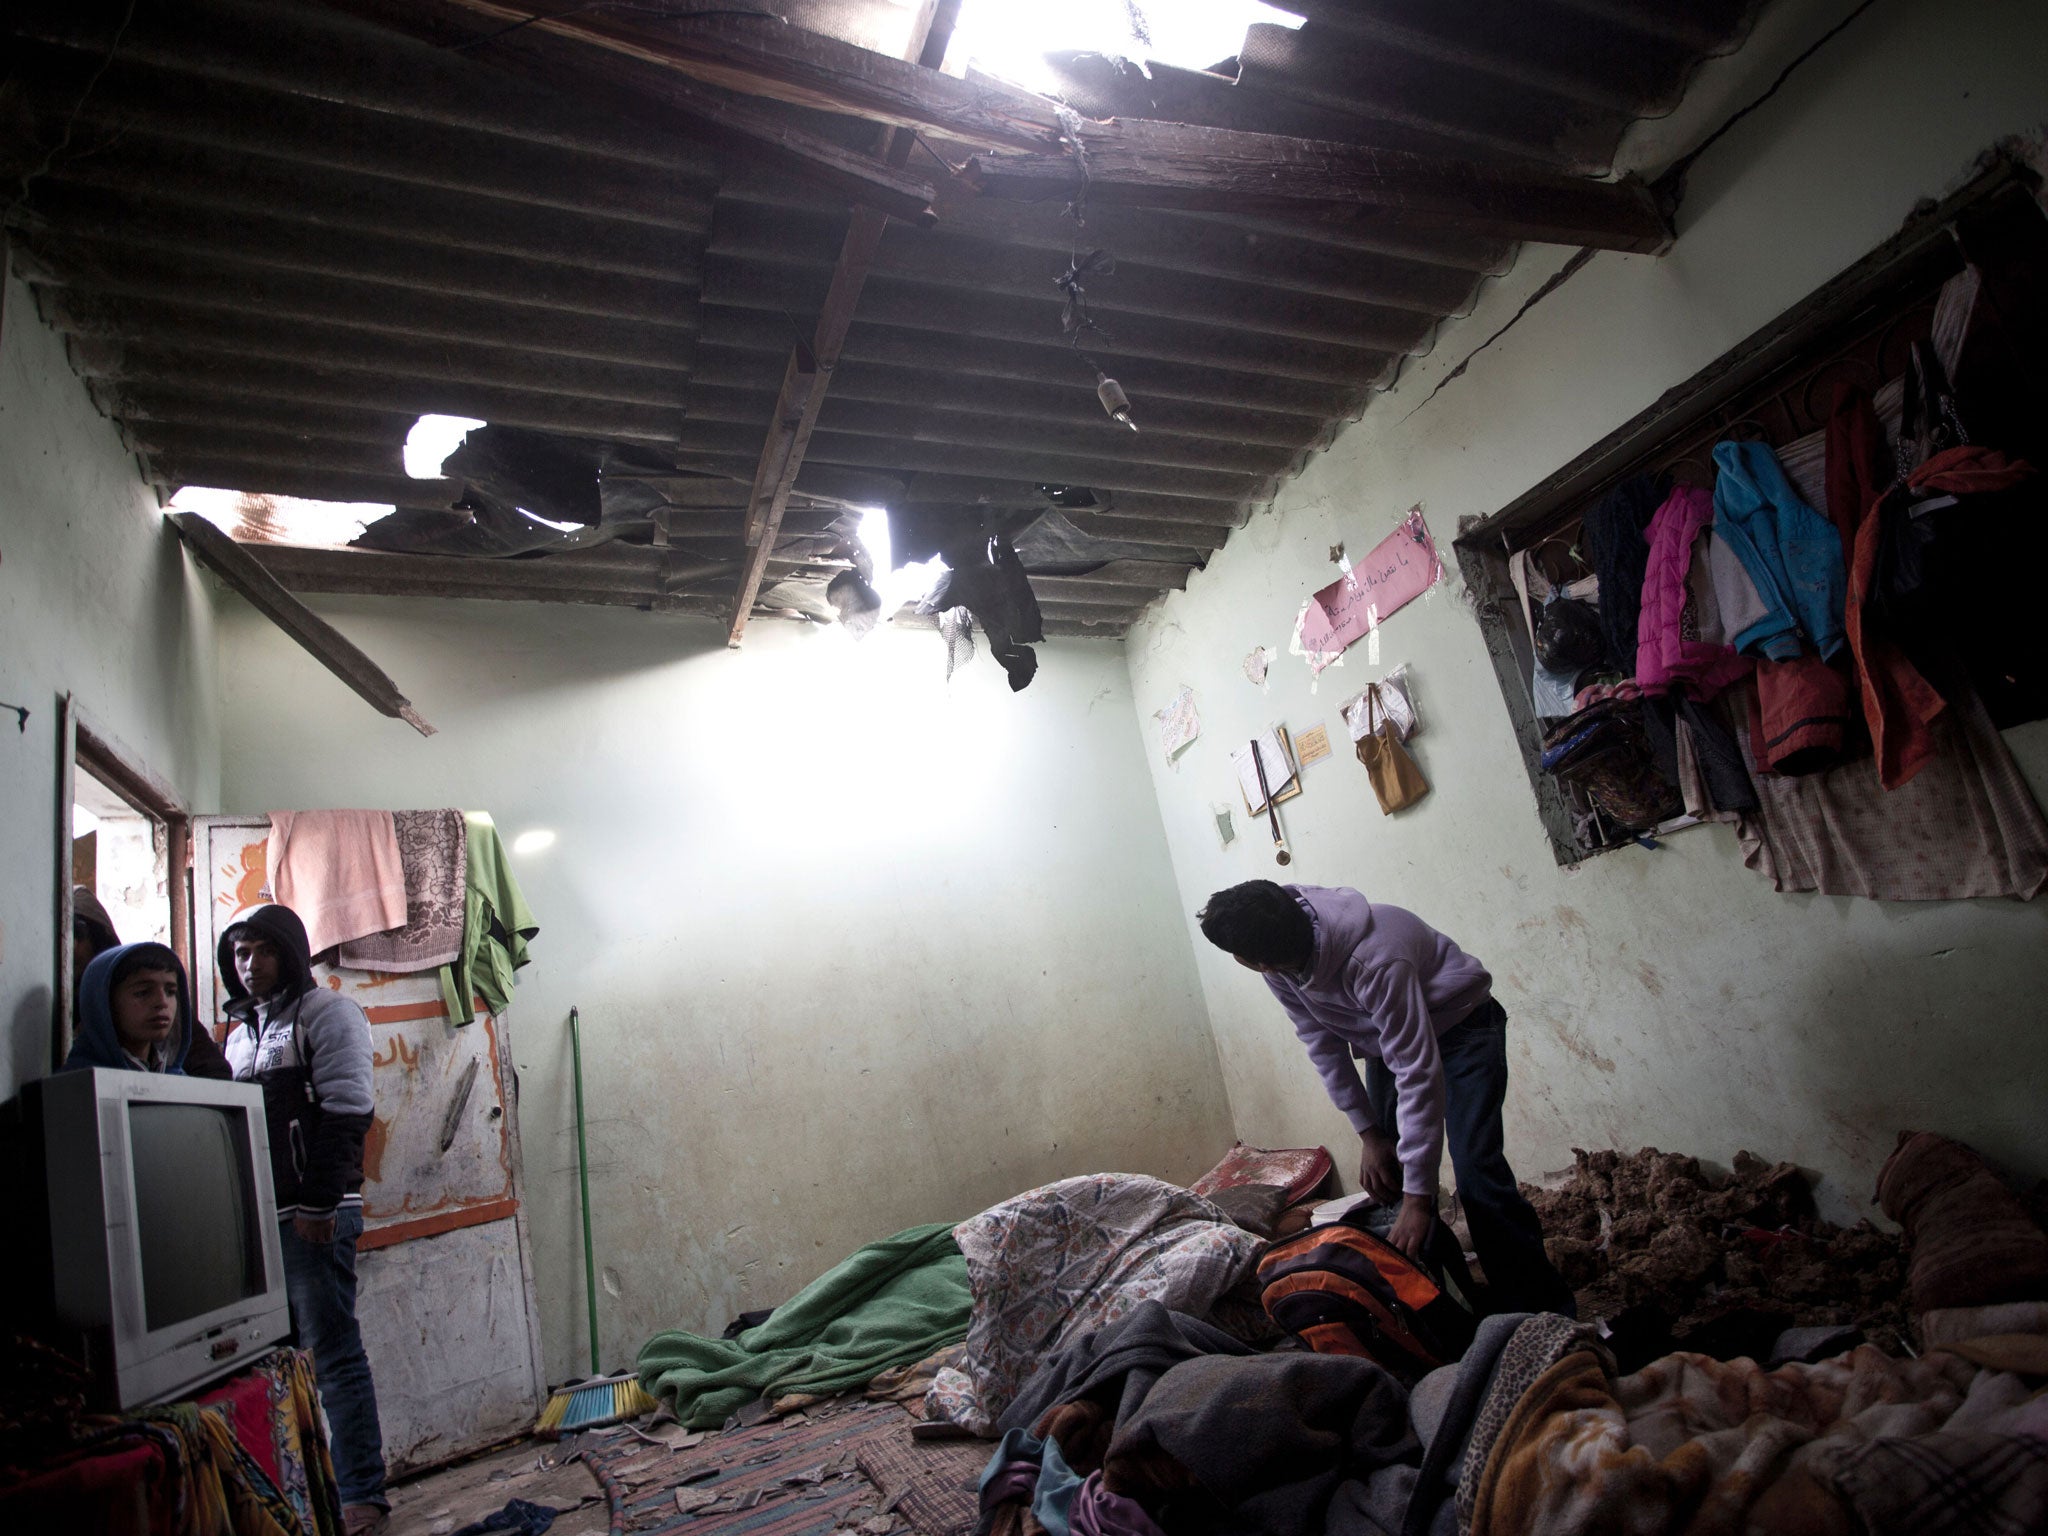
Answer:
[
  {"xmin": 221, "ymin": 903, "xmax": 387, "ymax": 1533},
  {"xmin": 1198, "ymin": 881, "xmax": 1575, "ymax": 1317}
]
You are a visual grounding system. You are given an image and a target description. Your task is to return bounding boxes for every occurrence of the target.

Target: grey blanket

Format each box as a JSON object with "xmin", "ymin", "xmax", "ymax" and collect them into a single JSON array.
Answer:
[
  {"xmin": 1112, "ymin": 1352, "xmax": 1417, "ymax": 1536},
  {"xmin": 993, "ymin": 1301, "xmax": 1253, "ymax": 1438}
]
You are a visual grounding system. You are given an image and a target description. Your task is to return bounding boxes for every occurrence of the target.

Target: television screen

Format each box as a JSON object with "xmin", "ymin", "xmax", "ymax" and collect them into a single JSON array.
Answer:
[{"xmin": 128, "ymin": 1102, "xmax": 263, "ymax": 1331}]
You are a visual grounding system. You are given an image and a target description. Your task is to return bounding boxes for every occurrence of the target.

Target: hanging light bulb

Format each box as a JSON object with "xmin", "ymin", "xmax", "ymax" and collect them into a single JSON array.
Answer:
[{"xmin": 1096, "ymin": 371, "xmax": 1139, "ymax": 433}]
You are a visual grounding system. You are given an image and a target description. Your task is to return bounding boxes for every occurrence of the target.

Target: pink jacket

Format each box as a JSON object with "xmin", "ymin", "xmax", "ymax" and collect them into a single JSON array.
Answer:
[{"xmin": 1635, "ymin": 486, "xmax": 1752, "ymax": 698}]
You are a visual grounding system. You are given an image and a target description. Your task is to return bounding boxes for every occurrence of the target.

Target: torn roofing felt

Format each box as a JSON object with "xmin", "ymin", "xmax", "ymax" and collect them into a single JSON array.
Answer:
[{"xmin": 5, "ymin": 0, "xmax": 1762, "ymax": 636}]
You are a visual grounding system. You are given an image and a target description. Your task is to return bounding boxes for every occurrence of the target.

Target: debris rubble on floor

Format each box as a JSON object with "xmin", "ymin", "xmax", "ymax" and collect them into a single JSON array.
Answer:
[
  {"xmin": 407, "ymin": 1132, "xmax": 2048, "ymax": 1536},
  {"xmin": 569, "ymin": 1397, "xmax": 945, "ymax": 1536},
  {"xmin": 1525, "ymin": 1146, "xmax": 1912, "ymax": 1362},
  {"xmin": 385, "ymin": 1437, "xmax": 608, "ymax": 1536}
]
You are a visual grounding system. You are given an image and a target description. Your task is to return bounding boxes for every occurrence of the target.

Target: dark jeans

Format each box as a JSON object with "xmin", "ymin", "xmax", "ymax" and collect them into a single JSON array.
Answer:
[
  {"xmin": 281, "ymin": 1206, "xmax": 388, "ymax": 1508},
  {"xmin": 1366, "ymin": 999, "xmax": 1578, "ymax": 1318}
]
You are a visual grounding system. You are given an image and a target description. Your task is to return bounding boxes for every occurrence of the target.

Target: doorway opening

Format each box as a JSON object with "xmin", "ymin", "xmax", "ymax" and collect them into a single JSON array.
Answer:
[{"xmin": 58, "ymin": 706, "xmax": 191, "ymax": 1066}]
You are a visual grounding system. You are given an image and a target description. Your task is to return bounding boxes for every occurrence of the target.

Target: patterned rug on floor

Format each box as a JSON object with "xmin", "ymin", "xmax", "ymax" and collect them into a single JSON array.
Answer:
[
  {"xmin": 854, "ymin": 1429, "xmax": 988, "ymax": 1536},
  {"xmin": 573, "ymin": 1400, "xmax": 914, "ymax": 1536}
]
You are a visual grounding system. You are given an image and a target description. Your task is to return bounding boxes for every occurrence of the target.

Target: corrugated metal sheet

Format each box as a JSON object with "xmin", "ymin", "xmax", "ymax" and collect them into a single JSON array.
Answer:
[{"xmin": 3, "ymin": 0, "xmax": 1763, "ymax": 636}]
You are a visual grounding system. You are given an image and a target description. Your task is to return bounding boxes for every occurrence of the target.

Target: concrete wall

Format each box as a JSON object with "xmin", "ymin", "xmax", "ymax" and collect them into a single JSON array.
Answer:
[
  {"xmin": 216, "ymin": 597, "xmax": 1233, "ymax": 1377},
  {"xmin": 0, "ymin": 277, "xmax": 221, "ymax": 1097},
  {"xmin": 1125, "ymin": 0, "xmax": 2048, "ymax": 1222}
]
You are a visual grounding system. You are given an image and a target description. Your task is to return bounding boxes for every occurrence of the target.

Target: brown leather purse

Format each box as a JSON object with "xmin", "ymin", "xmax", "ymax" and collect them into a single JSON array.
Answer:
[{"xmin": 1355, "ymin": 683, "xmax": 1430, "ymax": 814}]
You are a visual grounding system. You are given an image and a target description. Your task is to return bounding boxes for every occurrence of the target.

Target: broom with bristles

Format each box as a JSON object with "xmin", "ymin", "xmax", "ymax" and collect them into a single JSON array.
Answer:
[{"xmin": 537, "ymin": 1007, "xmax": 661, "ymax": 1437}]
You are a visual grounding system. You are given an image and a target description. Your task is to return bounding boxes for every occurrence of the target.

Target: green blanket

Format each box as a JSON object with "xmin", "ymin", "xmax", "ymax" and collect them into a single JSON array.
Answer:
[{"xmin": 636, "ymin": 1223, "xmax": 971, "ymax": 1428}]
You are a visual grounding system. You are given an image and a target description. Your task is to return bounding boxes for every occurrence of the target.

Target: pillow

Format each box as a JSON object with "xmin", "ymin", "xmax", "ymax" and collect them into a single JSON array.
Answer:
[
  {"xmin": 1876, "ymin": 1131, "xmax": 2048, "ymax": 1313},
  {"xmin": 1190, "ymin": 1143, "xmax": 1335, "ymax": 1206}
]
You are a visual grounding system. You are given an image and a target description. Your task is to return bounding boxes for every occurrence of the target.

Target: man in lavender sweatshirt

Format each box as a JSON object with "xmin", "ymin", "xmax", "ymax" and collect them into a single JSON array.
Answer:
[{"xmin": 1199, "ymin": 881, "xmax": 1575, "ymax": 1317}]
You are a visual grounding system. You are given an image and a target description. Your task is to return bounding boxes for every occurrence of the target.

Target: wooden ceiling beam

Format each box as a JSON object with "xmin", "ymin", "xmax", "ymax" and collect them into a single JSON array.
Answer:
[
  {"xmin": 725, "ymin": 1, "xmax": 961, "ymax": 644},
  {"xmin": 424, "ymin": 0, "xmax": 1056, "ymax": 152},
  {"xmin": 169, "ymin": 513, "xmax": 435, "ymax": 735},
  {"xmin": 318, "ymin": 0, "xmax": 939, "ymax": 225},
  {"xmin": 960, "ymin": 129, "xmax": 1673, "ymax": 254},
  {"xmin": 407, "ymin": 0, "xmax": 1668, "ymax": 252}
]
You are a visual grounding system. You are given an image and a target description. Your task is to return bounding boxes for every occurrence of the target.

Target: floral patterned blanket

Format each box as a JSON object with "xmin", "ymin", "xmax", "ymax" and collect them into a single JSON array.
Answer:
[{"xmin": 925, "ymin": 1174, "xmax": 1265, "ymax": 1435}]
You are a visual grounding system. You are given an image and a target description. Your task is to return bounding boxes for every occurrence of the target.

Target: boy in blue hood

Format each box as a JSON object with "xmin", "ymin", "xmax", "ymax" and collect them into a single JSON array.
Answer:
[{"xmin": 64, "ymin": 942, "xmax": 198, "ymax": 1074}]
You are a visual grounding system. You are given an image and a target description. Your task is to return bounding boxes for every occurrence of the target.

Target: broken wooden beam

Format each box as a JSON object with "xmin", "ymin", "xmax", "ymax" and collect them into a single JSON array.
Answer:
[
  {"xmin": 725, "ymin": 1, "xmax": 962, "ymax": 645},
  {"xmin": 962, "ymin": 128, "xmax": 1674, "ymax": 255},
  {"xmin": 168, "ymin": 512, "xmax": 436, "ymax": 735}
]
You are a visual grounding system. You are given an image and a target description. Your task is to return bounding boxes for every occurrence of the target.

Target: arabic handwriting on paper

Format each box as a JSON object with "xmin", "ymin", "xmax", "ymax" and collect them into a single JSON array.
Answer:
[
  {"xmin": 1156, "ymin": 686, "xmax": 1200, "ymax": 760},
  {"xmin": 1294, "ymin": 722, "xmax": 1333, "ymax": 767},
  {"xmin": 1296, "ymin": 507, "xmax": 1441, "ymax": 673}
]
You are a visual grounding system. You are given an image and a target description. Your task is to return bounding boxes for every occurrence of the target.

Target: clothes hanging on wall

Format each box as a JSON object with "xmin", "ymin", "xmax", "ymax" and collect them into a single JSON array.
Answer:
[
  {"xmin": 337, "ymin": 810, "xmax": 468, "ymax": 973},
  {"xmin": 1751, "ymin": 654, "xmax": 1855, "ymax": 777},
  {"xmin": 437, "ymin": 811, "xmax": 539, "ymax": 1025},
  {"xmin": 1872, "ymin": 446, "xmax": 2048, "ymax": 733},
  {"xmin": 1635, "ymin": 486, "xmax": 1752, "ymax": 699},
  {"xmin": 1707, "ymin": 530, "xmax": 1773, "ymax": 654},
  {"xmin": 1836, "ymin": 387, "xmax": 1949, "ymax": 790},
  {"xmin": 1710, "ymin": 442, "xmax": 1848, "ymax": 663},
  {"xmin": 265, "ymin": 810, "xmax": 408, "ymax": 957},
  {"xmin": 1643, "ymin": 694, "xmax": 1757, "ymax": 813},
  {"xmin": 1732, "ymin": 680, "xmax": 2048, "ymax": 901},
  {"xmin": 1581, "ymin": 474, "xmax": 1666, "ymax": 674}
]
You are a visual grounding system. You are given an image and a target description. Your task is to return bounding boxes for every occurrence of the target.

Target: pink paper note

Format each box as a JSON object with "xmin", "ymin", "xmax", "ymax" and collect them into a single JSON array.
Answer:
[{"xmin": 1297, "ymin": 507, "xmax": 1440, "ymax": 673}]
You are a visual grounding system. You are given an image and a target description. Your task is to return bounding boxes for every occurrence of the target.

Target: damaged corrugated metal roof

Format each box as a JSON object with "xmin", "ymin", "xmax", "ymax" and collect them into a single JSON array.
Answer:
[{"xmin": 3, "ymin": 0, "xmax": 1764, "ymax": 640}]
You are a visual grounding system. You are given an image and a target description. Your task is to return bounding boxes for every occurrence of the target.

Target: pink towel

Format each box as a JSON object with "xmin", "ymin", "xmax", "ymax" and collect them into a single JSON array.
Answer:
[{"xmin": 266, "ymin": 810, "xmax": 409, "ymax": 957}]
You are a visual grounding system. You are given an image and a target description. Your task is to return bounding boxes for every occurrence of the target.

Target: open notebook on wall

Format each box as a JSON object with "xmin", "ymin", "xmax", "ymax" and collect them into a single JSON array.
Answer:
[{"xmin": 1232, "ymin": 729, "xmax": 1300, "ymax": 815}]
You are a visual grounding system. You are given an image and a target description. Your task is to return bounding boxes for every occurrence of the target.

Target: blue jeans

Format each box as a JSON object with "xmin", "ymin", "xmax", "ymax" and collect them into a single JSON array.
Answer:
[
  {"xmin": 281, "ymin": 1206, "xmax": 388, "ymax": 1508},
  {"xmin": 1366, "ymin": 999, "xmax": 1578, "ymax": 1318}
]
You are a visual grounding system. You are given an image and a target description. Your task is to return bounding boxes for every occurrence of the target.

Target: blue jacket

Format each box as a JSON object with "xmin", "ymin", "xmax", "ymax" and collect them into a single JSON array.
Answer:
[
  {"xmin": 1711, "ymin": 441, "xmax": 1847, "ymax": 662},
  {"xmin": 63, "ymin": 942, "xmax": 195, "ymax": 1074}
]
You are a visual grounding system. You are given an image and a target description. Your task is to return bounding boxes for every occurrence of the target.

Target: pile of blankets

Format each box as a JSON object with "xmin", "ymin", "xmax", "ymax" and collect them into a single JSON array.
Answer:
[{"xmin": 631, "ymin": 1146, "xmax": 2048, "ymax": 1535}]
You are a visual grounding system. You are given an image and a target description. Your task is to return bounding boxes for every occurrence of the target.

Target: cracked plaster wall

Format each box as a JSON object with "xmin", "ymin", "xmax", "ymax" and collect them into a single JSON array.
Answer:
[{"xmin": 1125, "ymin": 0, "xmax": 2048, "ymax": 1223}]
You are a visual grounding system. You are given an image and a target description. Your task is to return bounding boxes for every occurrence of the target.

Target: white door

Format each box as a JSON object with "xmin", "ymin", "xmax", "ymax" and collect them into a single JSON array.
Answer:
[{"xmin": 194, "ymin": 816, "xmax": 547, "ymax": 1473}]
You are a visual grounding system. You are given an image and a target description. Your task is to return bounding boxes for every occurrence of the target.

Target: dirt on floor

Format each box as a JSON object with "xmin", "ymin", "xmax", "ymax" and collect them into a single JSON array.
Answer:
[
  {"xmin": 385, "ymin": 1436, "xmax": 609, "ymax": 1536},
  {"xmin": 1527, "ymin": 1147, "xmax": 1910, "ymax": 1356}
]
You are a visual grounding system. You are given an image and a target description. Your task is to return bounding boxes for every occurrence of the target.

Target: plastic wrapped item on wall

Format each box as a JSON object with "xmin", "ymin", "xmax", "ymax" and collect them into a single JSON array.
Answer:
[{"xmin": 919, "ymin": 534, "xmax": 1043, "ymax": 691}]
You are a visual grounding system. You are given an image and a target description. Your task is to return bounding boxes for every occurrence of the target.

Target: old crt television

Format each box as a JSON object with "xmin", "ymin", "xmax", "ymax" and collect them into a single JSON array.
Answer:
[{"xmin": 4, "ymin": 1068, "xmax": 291, "ymax": 1409}]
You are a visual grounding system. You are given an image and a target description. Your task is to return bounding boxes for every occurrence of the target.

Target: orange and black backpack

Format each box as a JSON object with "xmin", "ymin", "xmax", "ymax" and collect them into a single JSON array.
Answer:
[{"xmin": 1257, "ymin": 1218, "xmax": 1476, "ymax": 1381}]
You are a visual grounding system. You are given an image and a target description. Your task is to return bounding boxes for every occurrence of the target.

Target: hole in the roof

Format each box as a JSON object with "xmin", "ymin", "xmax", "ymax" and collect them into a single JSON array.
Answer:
[
  {"xmin": 953, "ymin": 0, "xmax": 1303, "ymax": 94},
  {"xmin": 403, "ymin": 414, "xmax": 487, "ymax": 479},
  {"xmin": 856, "ymin": 505, "xmax": 950, "ymax": 618},
  {"xmin": 167, "ymin": 486, "xmax": 387, "ymax": 548}
]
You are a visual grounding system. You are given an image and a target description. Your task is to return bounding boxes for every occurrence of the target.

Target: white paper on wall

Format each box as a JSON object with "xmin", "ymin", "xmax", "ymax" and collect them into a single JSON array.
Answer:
[
  {"xmin": 1155, "ymin": 686, "xmax": 1201, "ymax": 761},
  {"xmin": 1340, "ymin": 665, "xmax": 1421, "ymax": 743}
]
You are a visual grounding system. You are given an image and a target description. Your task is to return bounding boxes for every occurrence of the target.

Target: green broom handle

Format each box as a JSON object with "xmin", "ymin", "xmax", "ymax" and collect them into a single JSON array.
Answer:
[{"xmin": 570, "ymin": 1005, "xmax": 601, "ymax": 1377}]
